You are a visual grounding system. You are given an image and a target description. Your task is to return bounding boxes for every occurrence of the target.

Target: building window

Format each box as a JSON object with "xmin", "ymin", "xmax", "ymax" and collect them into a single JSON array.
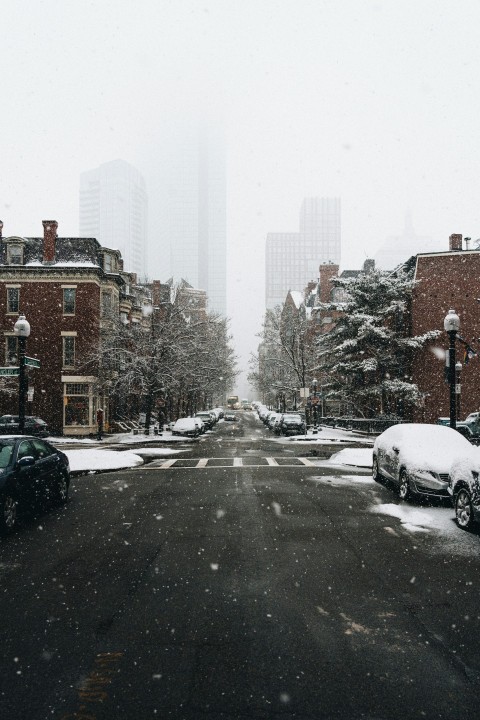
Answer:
[
  {"xmin": 102, "ymin": 291, "xmax": 113, "ymax": 316},
  {"xmin": 63, "ymin": 337, "xmax": 75, "ymax": 368},
  {"xmin": 103, "ymin": 253, "xmax": 114, "ymax": 272},
  {"xmin": 64, "ymin": 383, "xmax": 91, "ymax": 426},
  {"xmin": 5, "ymin": 336, "xmax": 18, "ymax": 365},
  {"xmin": 7, "ymin": 245, "xmax": 23, "ymax": 265},
  {"xmin": 6, "ymin": 288, "xmax": 19, "ymax": 314},
  {"xmin": 63, "ymin": 288, "xmax": 76, "ymax": 315},
  {"xmin": 66, "ymin": 383, "xmax": 90, "ymax": 395}
]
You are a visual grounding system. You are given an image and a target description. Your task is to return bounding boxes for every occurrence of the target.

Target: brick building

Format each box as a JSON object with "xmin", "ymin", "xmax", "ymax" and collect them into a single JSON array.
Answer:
[
  {"xmin": 0, "ymin": 220, "xmax": 148, "ymax": 436},
  {"xmin": 411, "ymin": 234, "xmax": 480, "ymax": 423}
]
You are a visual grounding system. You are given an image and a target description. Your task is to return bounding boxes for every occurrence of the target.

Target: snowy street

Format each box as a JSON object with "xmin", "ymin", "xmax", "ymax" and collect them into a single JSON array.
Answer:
[{"xmin": 0, "ymin": 412, "xmax": 479, "ymax": 719}]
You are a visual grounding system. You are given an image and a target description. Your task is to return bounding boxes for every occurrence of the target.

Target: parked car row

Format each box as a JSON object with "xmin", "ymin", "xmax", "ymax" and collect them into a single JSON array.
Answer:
[
  {"xmin": 373, "ymin": 423, "xmax": 480, "ymax": 531},
  {"xmin": 0, "ymin": 415, "xmax": 49, "ymax": 437},
  {"xmin": 252, "ymin": 402, "xmax": 306, "ymax": 436},
  {"xmin": 171, "ymin": 408, "xmax": 224, "ymax": 438}
]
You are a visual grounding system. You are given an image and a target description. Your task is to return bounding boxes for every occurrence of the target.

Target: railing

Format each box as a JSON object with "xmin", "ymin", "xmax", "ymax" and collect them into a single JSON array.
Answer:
[{"xmin": 319, "ymin": 417, "xmax": 401, "ymax": 434}]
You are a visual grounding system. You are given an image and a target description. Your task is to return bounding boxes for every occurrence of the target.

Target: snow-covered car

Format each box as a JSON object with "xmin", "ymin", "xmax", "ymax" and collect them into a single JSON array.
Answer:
[
  {"xmin": 372, "ymin": 423, "xmax": 473, "ymax": 501},
  {"xmin": 171, "ymin": 418, "xmax": 200, "ymax": 438},
  {"xmin": 193, "ymin": 417, "xmax": 205, "ymax": 434},
  {"xmin": 195, "ymin": 412, "xmax": 214, "ymax": 430},
  {"xmin": 224, "ymin": 413, "xmax": 237, "ymax": 421},
  {"xmin": 267, "ymin": 412, "xmax": 282, "ymax": 430},
  {"xmin": 449, "ymin": 450, "xmax": 480, "ymax": 529}
]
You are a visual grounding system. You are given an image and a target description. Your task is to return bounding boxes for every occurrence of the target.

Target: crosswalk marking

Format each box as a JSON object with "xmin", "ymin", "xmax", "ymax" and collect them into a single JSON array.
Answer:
[
  {"xmin": 151, "ymin": 457, "xmax": 318, "ymax": 470},
  {"xmin": 159, "ymin": 459, "xmax": 178, "ymax": 468},
  {"xmin": 298, "ymin": 457, "xmax": 316, "ymax": 467}
]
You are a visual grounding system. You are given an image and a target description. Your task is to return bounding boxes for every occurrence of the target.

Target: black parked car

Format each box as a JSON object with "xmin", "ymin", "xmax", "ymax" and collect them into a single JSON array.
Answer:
[
  {"xmin": 275, "ymin": 413, "xmax": 306, "ymax": 436},
  {"xmin": 0, "ymin": 415, "xmax": 49, "ymax": 437},
  {"xmin": 0, "ymin": 436, "xmax": 70, "ymax": 534}
]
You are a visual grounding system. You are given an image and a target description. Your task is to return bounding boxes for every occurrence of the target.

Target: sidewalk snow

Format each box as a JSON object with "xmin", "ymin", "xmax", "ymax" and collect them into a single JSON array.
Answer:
[
  {"xmin": 329, "ymin": 448, "xmax": 373, "ymax": 468},
  {"xmin": 52, "ymin": 430, "xmax": 193, "ymax": 446},
  {"xmin": 274, "ymin": 426, "xmax": 375, "ymax": 446},
  {"xmin": 66, "ymin": 448, "xmax": 144, "ymax": 473}
]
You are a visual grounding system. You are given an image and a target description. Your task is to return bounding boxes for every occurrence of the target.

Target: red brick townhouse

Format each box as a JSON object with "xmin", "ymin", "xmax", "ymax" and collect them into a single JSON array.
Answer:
[
  {"xmin": 0, "ymin": 219, "xmax": 147, "ymax": 436},
  {"xmin": 411, "ymin": 234, "xmax": 480, "ymax": 424}
]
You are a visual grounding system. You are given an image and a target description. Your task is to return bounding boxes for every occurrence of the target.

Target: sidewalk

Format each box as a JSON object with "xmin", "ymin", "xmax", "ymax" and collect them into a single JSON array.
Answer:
[{"xmin": 52, "ymin": 429, "xmax": 197, "ymax": 475}]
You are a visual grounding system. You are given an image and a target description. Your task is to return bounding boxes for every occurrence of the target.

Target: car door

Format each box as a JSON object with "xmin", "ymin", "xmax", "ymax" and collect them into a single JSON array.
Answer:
[
  {"xmin": 378, "ymin": 428, "xmax": 401, "ymax": 482},
  {"xmin": 31, "ymin": 438, "xmax": 61, "ymax": 496},
  {"xmin": 14, "ymin": 439, "xmax": 42, "ymax": 507}
]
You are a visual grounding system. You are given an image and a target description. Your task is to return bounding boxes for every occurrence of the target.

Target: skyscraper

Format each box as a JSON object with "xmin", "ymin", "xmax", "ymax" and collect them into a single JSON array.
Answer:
[
  {"xmin": 265, "ymin": 197, "xmax": 341, "ymax": 309},
  {"xmin": 79, "ymin": 159, "xmax": 148, "ymax": 278},
  {"xmin": 147, "ymin": 121, "xmax": 227, "ymax": 316}
]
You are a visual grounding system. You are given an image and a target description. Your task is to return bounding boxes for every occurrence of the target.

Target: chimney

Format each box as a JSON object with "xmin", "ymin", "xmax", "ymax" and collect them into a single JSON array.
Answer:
[
  {"xmin": 42, "ymin": 220, "xmax": 58, "ymax": 262},
  {"xmin": 0, "ymin": 220, "xmax": 3, "ymax": 239},
  {"xmin": 152, "ymin": 280, "xmax": 162, "ymax": 308},
  {"xmin": 449, "ymin": 233, "xmax": 462, "ymax": 251},
  {"xmin": 319, "ymin": 263, "xmax": 339, "ymax": 304}
]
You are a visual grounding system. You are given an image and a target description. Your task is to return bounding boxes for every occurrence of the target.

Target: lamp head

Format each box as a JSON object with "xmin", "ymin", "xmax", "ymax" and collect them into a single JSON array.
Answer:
[
  {"xmin": 14, "ymin": 314, "xmax": 31, "ymax": 338},
  {"xmin": 444, "ymin": 308, "xmax": 460, "ymax": 333}
]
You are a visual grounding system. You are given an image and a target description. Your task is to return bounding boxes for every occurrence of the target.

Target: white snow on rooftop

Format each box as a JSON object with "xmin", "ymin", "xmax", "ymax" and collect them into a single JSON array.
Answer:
[
  {"xmin": 290, "ymin": 290, "xmax": 304, "ymax": 308},
  {"xmin": 26, "ymin": 261, "xmax": 100, "ymax": 268}
]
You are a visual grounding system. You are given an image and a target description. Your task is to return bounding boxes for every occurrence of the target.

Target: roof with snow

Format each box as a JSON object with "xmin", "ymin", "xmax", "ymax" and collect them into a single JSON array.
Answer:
[{"xmin": 289, "ymin": 290, "xmax": 304, "ymax": 308}]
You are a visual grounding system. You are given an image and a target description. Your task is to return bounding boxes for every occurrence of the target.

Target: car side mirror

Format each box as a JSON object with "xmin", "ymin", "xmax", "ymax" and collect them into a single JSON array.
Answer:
[{"xmin": 18, "ymin": 456, "xmax": 35, "ymax": 468}]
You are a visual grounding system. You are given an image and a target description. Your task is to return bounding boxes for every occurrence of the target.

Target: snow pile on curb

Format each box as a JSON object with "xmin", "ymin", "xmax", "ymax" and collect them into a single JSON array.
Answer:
[{"xmin": 67, "ymin": 449, "xmax": 144, "ymax": 473}]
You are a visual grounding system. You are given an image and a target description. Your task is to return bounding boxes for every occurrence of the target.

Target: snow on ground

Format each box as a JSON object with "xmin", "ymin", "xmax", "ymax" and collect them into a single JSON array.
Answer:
[
  {"xmin": 329, "ymin": 448, "xmax": 373, "ymax": 468},
  {"xmin": 371, "ymin": 503, "xmax": 447, "ymax": 533},
  {"xmin": 52, "ymin": 430, "xmax": 194, "ymax": 446},
  {"xmin": 370, "ymin": 502, "xmax": 480, "ymax": 556},
  {"xmin": 66, "ymin": 449, "xmax": 144, "ymax": 473},
  {"xmin": 131, "ymin": 447, "xmax": 188, "ymax": 457},
  {"xmin": 310, "ymin": 474, "xmax": 374, "ymax": 487},
  {"xmin": 273, "ymin": 427, "xmax": 375, "ymax": 446}
]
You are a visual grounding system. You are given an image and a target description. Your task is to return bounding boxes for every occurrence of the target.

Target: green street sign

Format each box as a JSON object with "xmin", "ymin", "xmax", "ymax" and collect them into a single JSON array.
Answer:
[
  {"xmin": 25, "ymin": 357, "xmax": 40, "ymax": 369},
  {"xmin": 0, "ymin": 367, "xmax": 20, "ymax": 376}
]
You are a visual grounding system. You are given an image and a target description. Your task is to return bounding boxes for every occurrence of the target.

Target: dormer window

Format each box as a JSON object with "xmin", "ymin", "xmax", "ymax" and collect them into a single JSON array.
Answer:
[
  {"xmin": 103, "ymin": 253, "xmax": 115, "ymax": 273},
  {"xmin": 7, "ymin": 244, "xmax": 23, "ymax": 265}
]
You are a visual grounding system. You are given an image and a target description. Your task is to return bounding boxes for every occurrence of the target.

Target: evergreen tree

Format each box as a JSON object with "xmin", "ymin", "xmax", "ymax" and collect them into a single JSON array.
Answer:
[{"xmin": 316, "ymin": 268, "xmax": 439, "ymax": 418}]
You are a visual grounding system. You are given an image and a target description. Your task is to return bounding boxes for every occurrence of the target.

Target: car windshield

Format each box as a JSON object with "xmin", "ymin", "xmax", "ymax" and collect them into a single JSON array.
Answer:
[
  {"xmin": 0, "ymin": 440, "xmax": 14, "ymax": 468},
  {"xmin": 283, "ymin": 414, "xmax": 302, "ymax": 421}
]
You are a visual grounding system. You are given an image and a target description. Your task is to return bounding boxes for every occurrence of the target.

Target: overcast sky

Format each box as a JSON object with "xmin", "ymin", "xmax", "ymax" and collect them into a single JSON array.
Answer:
[{"xmin": 2, "ymin": 0, "xmax": 480, "ymax": 395}]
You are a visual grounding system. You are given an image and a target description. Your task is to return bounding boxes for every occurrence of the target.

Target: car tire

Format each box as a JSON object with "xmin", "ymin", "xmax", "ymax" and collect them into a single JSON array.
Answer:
[
  {"xmin": 399, "ymin": 470, "xmax": 411, "ymax": 501},
  {"xmin": 0, "ymin": 492, "xmax": 18, "ymax": 534},
  {"xmin": 455, "ymin": 488, "xmax": 474, "ymax": 530},
  {"xmin": 53, "ymin": 473, "xmax": 70, "ymax": 506},
  {"xmin": 372, "ymin": 456, "xmax": 381, "ymax": 482}
]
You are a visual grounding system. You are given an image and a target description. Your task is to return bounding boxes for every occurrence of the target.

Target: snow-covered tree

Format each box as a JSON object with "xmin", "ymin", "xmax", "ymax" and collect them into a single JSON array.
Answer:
[
  {"xmin": 316, "ymin": 268, "xmax": 439, "ymax": 418},
  {"xmin": 86, "ymin": 286, "xmax": 237, "ymax": 430},
  {"xmin": 249, "ymin": 295, "xmax": 315, "ymax": 408}
]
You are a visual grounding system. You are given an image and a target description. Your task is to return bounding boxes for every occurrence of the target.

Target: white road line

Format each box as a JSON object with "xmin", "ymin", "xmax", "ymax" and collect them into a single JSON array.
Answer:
[
  {"xmin": 298, "ymin": 457, "xmax": 316, "ymax": 466},
  {"xmin": 146, "ymin": 457, "xmax": 319, "ymax": 470}
]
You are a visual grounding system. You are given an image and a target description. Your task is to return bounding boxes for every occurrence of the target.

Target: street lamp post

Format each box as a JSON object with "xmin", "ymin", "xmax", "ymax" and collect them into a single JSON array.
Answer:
[
  {"xmin": 14, "ymin": 314, "xmax": 31, "ymax": 434},
  {"xmin": 455, "ymin": 361, "xmax": 462, "ymax": 421},
  {"xmin": 312, "ymin": 377, "xmax": 318, "ymax": 432},
  {"xmin": 444, "ymin": 308, "xmax": 460, "ymax": 430}
]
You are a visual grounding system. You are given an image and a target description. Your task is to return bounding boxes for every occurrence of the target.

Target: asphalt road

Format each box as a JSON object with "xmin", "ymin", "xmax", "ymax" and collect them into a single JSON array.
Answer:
[{"xmin": 0, "ymin": 413, "xmax": 479, "ymax": 719}]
